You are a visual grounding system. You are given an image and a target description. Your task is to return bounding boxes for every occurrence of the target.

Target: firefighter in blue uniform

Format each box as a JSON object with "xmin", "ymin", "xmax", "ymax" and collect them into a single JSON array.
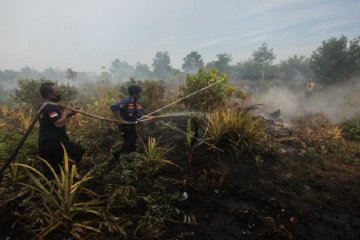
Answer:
[{"xmin": 110, "ymin": 85, "xmax": 147, "ymax": 159}]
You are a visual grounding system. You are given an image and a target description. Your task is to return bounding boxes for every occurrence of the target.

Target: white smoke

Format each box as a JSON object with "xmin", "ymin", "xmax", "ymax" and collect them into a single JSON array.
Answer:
[
  {"xmin": 254, "ymin": 81, "xmax": 360, "ymax": 123},
  {"xmin": 255, "ymin": 87, "xmax": 301, "ymax": 119}
]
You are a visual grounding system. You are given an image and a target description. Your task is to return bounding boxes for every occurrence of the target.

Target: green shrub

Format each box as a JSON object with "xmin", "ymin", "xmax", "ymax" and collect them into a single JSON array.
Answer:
[
  {"xmin": 179, "ymin": 69, "xmax": 241, "ymax": 111},
  {"xmin": 14, "ymin": 78, "xmax": 78, "ymax": 107},
  {"xmin": 0, "ymin": 130, "xmax": 37, "ymax": 163}
]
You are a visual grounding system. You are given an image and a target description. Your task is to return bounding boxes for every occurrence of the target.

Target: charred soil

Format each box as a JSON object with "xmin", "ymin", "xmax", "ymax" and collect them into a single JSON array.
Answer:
[{"xmin": 1, "ymin": 115, "xmax": 360, "ymax": 240}]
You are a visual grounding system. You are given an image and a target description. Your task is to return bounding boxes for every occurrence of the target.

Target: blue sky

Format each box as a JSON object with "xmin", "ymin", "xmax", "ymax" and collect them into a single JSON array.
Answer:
[{"xmin": 0, "ymin": 0, "xmax": 359, "ymax": 72}]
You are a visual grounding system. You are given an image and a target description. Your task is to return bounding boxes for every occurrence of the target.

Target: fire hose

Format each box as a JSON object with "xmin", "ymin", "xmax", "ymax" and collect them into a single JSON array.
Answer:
[
  {"xmin": 0, "ymin": 102, "xmax": 144, "ymax": 181},
  {"xmin": 0, "ymin": 79, "xmax": 225, "ymax": 182}
]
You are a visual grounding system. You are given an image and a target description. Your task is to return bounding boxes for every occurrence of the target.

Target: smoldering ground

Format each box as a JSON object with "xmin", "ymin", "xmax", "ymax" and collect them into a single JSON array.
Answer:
[{"xmin": 254, "ymin": 81, "xmax": 360, "ymax": 122}]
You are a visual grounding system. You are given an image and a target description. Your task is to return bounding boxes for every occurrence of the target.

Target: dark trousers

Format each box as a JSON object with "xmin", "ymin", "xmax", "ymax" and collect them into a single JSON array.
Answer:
[
  {"xmin": 38, "ymin": 137, "xmax": 85, "ymax": 176},
  {"xmin": 114, "ymin": 124, "xmax": 137, "ymax": 158}
]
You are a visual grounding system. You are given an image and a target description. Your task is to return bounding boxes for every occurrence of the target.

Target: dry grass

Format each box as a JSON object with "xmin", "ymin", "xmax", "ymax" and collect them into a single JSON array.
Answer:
[
  {"xmin": 17, "ymin": 109, "xmax": 33, "ymax": 131},
  {"xmin": 293, "ymin": 113, "xmax": 347, "ymax": 162}
]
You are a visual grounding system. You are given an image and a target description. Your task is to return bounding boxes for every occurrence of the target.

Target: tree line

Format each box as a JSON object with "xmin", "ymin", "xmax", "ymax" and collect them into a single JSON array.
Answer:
[{"xmin": 1, "ymin": 35, "xmax": 359, "ymax": 85}]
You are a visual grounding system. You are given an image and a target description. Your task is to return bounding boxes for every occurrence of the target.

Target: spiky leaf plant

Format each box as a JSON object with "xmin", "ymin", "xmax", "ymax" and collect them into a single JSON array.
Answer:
[
  {"xmin": 0, "ymin": 105, "xmax": 12, "ymax": 117},
  {"xmin": 205, "ymin": 109, "xmax": 230, "ymax": 147},
  {"xmin": 8, "ymin": 160, "xmax": 27, "ymax": 182},
  {"xmin": 227, "ymin": 110, "xmax": 265, "ymax": 155},
  {"xmin": 17, "ymin": 108, "xmax": 33, "ymax": 131},
  {"xmin": 342, "ymin": 118, "xmax": 360, "ymax": 140},
  {"xmin": 141, "ymin": 137, "xmax": 179, "ymax": 174},
  {"xmin": 16, "ymin": 145, "xmax": 102, "ymax": 239},
  {"xmin": 205, "ymin": 108, "xmax": 266, "ymax": 159}
]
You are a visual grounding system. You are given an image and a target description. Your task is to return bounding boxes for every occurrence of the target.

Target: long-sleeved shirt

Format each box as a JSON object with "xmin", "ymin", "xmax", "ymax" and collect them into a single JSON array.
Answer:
[{"xmin": 110, "ymin": 96, "xmax": 143, "ymax": 122}]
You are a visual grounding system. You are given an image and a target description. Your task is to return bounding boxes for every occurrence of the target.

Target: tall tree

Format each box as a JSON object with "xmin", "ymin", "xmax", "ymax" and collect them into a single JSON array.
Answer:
[
  {"xmin": 152, "ymin": 51, "xmax": 172, "ymax": 80},
  {"xmin": 43, "ymin": 67, "xmax": 64, "ymax": 81},
  {"xmin": 213, "ymin": 53, "xmax": 232, "ymax": 75},
  {"xmin": 0, "ymin": 83, "xmax": 11, "ymax": 104},
  {"xmin": 280, "ymin": 55, "xmax": 312, "ymax": 81},
  {"xmin": 97, "ymin": 70, "xmax": 111, "ymax": 84},
  {"xmin": 235, "ymin": 61, "xmax": 262, "ymax": 80},
  {"xmin": 66, "ymin": 68, "xmax": 77, "ymax": 86},
  {"xmin": 0, "ymin": 69, "xmax": 18, "ymax": 81},
  {"xmin": 310, "ymin": 36, "xmax": 360, "ymax": 83},
  {"xmin": 110, "ymin": 59, "xmax": 134, "ymax": 82},
  {"xmin": 134, "ymin": 63, "xmax": 153, "ymax": 80},
  {"xmin": 20, "ymin": 66, "xmax": 42, "ymax": 80},
  {"xmin": 182, "ymin": 51, "xmax": 204, "ymax": 73},
  {"xmin": 252, "ymin": 42, "xmax": 276, "ymax": 80},
  {"xmin": 14, "ymin": 79, "xmax": 78, "ymax": 107}
]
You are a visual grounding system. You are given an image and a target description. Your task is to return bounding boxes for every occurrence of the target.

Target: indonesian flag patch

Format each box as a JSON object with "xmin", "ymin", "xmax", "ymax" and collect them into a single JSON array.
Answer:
[{"xmin": 49, "ymin": 112, "xmax": 58, "ymax": 118}]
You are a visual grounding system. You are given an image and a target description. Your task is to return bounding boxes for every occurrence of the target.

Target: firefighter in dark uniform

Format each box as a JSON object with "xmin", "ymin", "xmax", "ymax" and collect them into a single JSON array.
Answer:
[
  {"xmin": 38, "ymin": 82, "xmax": 85, "ymax": 175},
  {"xmin": 110, "ymin": 85, "xmax": 148, "ymax": 159}
]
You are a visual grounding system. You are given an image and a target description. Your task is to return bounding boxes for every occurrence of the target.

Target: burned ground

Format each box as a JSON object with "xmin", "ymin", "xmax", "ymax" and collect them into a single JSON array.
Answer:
[
  {"xmin": 157, "ymin": 114, "xmax": 360, "ymax": 240},
  {"xmin": 1, "ymin": 113, "xmax": 360, "ymax": 240}
]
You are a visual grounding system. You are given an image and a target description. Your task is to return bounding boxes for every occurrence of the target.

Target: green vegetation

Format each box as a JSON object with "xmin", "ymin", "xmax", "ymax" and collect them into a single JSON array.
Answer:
[
  {"xmin": 310, "ymin": 36, "xmax": 360, "ymax": 83},
  {"xmin": 252, "ymin": 42, "xmax": 276, "ymax": 81},
  {"xmin": 17, "ymin": 147, "xmax": 102, "ymax": 239},
  {"xmin": 1, "ymin": 32, "xmax": 360, "ymax": 238},
  {"xmin": 205, "ymin": 108, "xmax": 267, "ymax": 163},
  {"xmin": 141, "ymin": 136, "xmax": 178, "ymax": 174},
  {"xmin": 15, "ymin": 79, "xmax": 78, "ymax": 107},
  {"xmin": 295, "ymin": 113, "xmax": 345, "ymax": 163},
  {"xmin": 342, "ymin": 117, "xmax": 360, "ymax": 140},
  {"xmin": 179, "ymin": 69, "xmax": 243, "ymax": 111},
  {"xmin": 182, "ymin": 51, "xmax": 204, "ymax": 74},
  {"xmin": 1, "ymin": 34, "xmax": 359, "ymax": 84}
]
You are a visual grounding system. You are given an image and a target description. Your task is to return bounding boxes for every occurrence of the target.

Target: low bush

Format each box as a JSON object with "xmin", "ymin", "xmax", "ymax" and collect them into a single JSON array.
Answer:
[
  {"xmin": 205, "ymin": 108, "xmax": 267, "ymax": 159},
  {"xmin": 341, "ymin": 117, "xmax": 360, "ymax": 140}
]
